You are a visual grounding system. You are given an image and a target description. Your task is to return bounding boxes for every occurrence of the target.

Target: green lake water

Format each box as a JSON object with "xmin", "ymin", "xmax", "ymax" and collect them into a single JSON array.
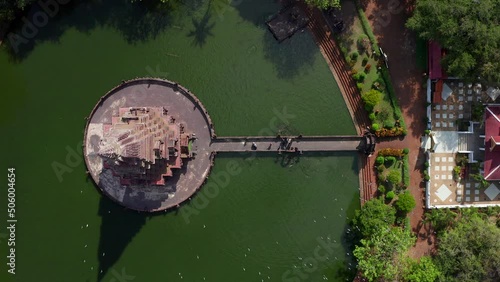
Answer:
[{"xmin": 0, "ymin": 0, "xmax": 359, "ymax": 281}]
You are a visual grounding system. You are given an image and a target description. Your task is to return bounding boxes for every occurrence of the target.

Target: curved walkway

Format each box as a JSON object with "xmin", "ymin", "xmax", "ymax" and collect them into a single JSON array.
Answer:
[{"xmin": 301, "ymin": 4, "xmax": 373, "ymax": 204}]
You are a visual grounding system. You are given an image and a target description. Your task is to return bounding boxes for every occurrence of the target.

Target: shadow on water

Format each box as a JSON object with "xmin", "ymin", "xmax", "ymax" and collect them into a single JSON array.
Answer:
[
  {"xmin": 96, "ymin": 197, "xmax": 148, "ymax": 281},
  {"xmin": 231, "ymin": 0, "xmax": 318, "ymax": 79},
  {"xmin": 186, "ymin": 0, "xmax": 215, "ymax": 47},
  {"xmin": 4, "ymin": 0, "xmax": 179, "ymax": 61}
]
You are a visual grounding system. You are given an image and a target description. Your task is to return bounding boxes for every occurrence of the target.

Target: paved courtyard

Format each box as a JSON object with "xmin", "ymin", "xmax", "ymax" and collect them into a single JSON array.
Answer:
[{"xmin": 430, "ymin": 80, "xmax": 490, "ymax": 131}]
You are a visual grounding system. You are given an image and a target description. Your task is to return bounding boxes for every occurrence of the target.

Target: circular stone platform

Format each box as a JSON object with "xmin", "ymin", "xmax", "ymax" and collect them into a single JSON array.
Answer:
[{"xmin": 83, "ymin": 78, "xmax": 214, "ymax": 212}]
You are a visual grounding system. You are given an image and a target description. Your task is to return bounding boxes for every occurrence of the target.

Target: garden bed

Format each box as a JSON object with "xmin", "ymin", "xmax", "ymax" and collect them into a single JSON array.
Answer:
[
  {"xmin": 334, "ymin": 0, "xmax": 406, "ymax": 137},
  {"xmin": 376, "ymin": 148, "xmax": 410, "ymax": 200}
]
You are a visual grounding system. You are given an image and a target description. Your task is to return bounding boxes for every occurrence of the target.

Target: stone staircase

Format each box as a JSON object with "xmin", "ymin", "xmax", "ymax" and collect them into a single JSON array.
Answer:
[{"xmin": 458, "ymin": 133, "xmax": 473, "ymax": 152}]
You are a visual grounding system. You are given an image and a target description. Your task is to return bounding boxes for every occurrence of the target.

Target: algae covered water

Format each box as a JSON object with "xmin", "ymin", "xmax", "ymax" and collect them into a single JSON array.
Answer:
[{"xmin": 0, "ymin": 0, "xmax": 359, "ymax": 281}]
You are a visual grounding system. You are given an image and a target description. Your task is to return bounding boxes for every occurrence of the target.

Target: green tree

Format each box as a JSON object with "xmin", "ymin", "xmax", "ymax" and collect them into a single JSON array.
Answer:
[
  {"xmin": 304, "ymin": 0, "xmax": 340, "ymax": 9},
  {"xmin": 403, "ymin": 257, "xmax": 441, "ymax": 282},
  {"xmin": 406, "ymin": 0, "xmax": 500, "ymax": 83},
  {"xmin": 352, "ymin": 198, "xmax": 396, "ymax": 237},
  {"xmin": 361, "ymin": 89, "xmax": 382, "ymax": 112},
  {"xmin": 394, "ymin": 191, "xmax": 416, "ymax": 214},
  {"xmin": 434, "ymin": 216, "xmax": 500, "ymax": 281},
  {"xmin": 423, "ymin": 208, "xmax": 457, "ymax": 234},
  {"xmin": 0, "ymin": 0, "xmax": 35, "ymax": 22},
  {"xmin": 353, "ymin": 226, "xmax": 415, "ymax": 281}
]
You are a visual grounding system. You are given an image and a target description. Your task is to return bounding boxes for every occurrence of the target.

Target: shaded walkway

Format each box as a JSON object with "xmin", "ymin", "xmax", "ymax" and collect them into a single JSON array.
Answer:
[{"xmin": 361, "ymin": 0, "xmax": 431, "ymax": 258}]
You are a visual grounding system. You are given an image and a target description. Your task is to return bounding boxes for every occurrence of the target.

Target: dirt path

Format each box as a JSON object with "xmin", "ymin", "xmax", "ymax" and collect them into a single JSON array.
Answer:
[{"xmin": 361, "ymin": 0, "xmax": 434, "ymax": 258}]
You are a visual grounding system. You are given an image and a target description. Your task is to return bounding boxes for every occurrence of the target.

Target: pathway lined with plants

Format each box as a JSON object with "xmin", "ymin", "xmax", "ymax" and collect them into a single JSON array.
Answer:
[
  {"xmin": 362, "ymin": 0, "xmax": 431, "ymax": 258},
  {"xmin": 304, "ymin": 0, "xmax": 431, "ymax": 259}
]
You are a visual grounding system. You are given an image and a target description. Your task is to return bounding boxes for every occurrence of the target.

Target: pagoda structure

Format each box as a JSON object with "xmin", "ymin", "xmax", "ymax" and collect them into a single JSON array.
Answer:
[{"xmin": 98, "ymin": 107, "xmax": 193, "ymax": 186}]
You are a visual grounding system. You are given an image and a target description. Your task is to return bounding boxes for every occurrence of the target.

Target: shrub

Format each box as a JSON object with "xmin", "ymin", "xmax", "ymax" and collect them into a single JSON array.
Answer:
[
  {"xmin": 378, "ymin": 174, "xmax": 386, "ymax": 182},
  {"xmin": 387, "ymin": 170, "xmax": 401, "ymax": 184},
  {"xmin": 403, "ymin": 148, "xmax": 409, "ymax": 155},
  {"xmin": 378, "ymin": 148, "xmax": 404, "ymax": 157},
  {"xmin": 372, "ymin": 123, "xmax": 380, "ymax": 131},
  {"xmin": 362, "ymin": 56, "xmax": 369, "ymax": 66},
  {"xmin": 374, "ymin": 127, "xmax": 406, "ymax": 137},
  {"xmin": 369, "ymin": 112, "xmax": 376, "ymax": 121},
  {"xmin": 376, "ymin": 156, "xmax": 384, "ymax": 165},
  {"xmin": 378, "ymin": 185, "xmax": 386, "ymax": 193},
  {"xmin": 424, "ymin": 174, "xmax": 430, "ymax": 181},
  {"xmin": 386, "ymin": 191, "xmax": 395, "ymax": 200},
  {"xmin": 385, "ymin": 156, "xmax": 396, "ymax": 165},
  {"xmin": 403, "ymin": 155, "xmax": 410, "ymax": 187},
  {"xmin": 353, "ymin": 72, "xmax": 366, "ymax": 82},
  {"xmin": 357, "ymin": 82, "xmax": 363, "ymax": 92},
  {"xmin": 373, "ymin": 76, "xmax": 386, "ymax": 90},
  {"xmin": 361, "ymin": 89, "xmax": 383, "ymax": 112},
  {"xmin": 395, "ymin": 191, "xmax": 416, "ymax": 213},
  {"xmin": 365, "ymin": 63, "xmax": 372, "ymax": 72},
  {"xmin": 377, "ymin": 164, "xmax": 385, "ymax": 173},
  {"xmin": 424, "ymin": 161, "xmax": 429, "ymax": 168},
  {"xmin": 351, "ymin": 51, "xmax": 359, "ymax": 61},
  {"xmin": 424, "ymin": 129, "xmax": 430, "ymax": 135}
]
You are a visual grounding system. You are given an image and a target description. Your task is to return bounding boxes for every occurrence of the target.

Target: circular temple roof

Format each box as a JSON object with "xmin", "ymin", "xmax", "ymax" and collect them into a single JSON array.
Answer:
[{"xmin": 83, "ymin": 78, "xmax": 214, "ymax": 212}]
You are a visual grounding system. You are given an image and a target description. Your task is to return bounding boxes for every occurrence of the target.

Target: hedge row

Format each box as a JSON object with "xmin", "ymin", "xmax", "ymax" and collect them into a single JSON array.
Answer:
[
  {"xmin": 355, "ymin": 1, "xmax": 380, "ymax": 56},
  {"xmin": 380, "ymin": 68, "xmax": 407, "ymax": 132},
  {"xmin": 354, "ymin": 0, "xmax": 407, "ymax": 133},
  {"xmin": 378, "ymin": 148, "xmax": 404, "ymax": 157},
  {"xmin": 403, "ymin": 154, "xmax": 410, "ymax": 187}
]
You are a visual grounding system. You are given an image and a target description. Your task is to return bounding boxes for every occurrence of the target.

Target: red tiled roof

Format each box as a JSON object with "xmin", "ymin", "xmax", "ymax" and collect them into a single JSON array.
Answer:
[
  {"xmin": 483, "ymin": 106, "xmax": 500, "ymax": 180},
  {"xmin": 433, "ymin": 80, "xmax": 443, "ymax": 103},
  {"xmin": 428, "ymin": 41, "xmax": 447, "ymax": 80}
]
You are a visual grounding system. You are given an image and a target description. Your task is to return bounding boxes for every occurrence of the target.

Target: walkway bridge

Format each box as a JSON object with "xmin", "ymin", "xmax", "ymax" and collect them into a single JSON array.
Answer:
[{"xmin": 209, "ymin": 135, "xmax": 366, "ymax": 153}]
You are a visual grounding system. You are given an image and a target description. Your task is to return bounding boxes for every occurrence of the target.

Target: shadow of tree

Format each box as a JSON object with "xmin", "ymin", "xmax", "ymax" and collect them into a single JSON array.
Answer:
[
  {"xmin": 231, "ymin": 0, "xmax": 317, "ymax": 79},
  {"xmin": 262, "ymin": 30, "xmax": 317, "ymax": 79},
  {"xmin": 187, "ymin": 0, "xmax": 215, "ymax": 47},
  {"xmin": 231, "ymin": 0, "xmax": 278, "ymax": 26},
  {"xmin": 96, "ymin": 197, "xmax": 147, "ymax": 281},
  {"xmin": 3, "ymin": 0, "xmax": 179, "ymax": 61}
]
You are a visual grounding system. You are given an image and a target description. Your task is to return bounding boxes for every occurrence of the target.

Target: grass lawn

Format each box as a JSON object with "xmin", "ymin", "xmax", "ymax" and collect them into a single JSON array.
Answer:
[
  {"xmin": 335, "ymin": 1, "xmax": 406, "ymax": 137},
  {"xmin": 337, "ymin": 16, "xmax": 381, "ymax": 94}
]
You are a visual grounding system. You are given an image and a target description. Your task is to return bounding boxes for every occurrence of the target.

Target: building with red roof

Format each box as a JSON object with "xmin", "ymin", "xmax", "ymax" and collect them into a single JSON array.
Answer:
[{"xmin": 483, "ymin": 106, "xmax": 500, "ymax": 180}]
